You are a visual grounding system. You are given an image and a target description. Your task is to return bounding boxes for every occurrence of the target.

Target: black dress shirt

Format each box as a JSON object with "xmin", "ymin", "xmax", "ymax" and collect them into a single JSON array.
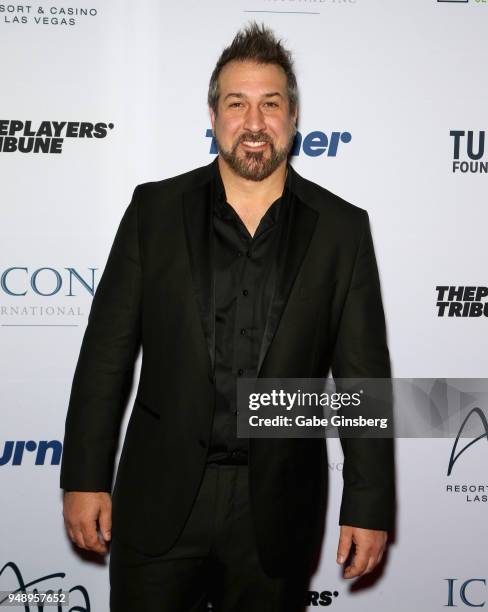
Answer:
[{"xmin": 206, "ymin": 162, "xmax": 292, "ymax": 465}]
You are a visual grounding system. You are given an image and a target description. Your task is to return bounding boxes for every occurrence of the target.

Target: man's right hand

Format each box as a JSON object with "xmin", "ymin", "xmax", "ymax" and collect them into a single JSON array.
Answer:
[{"xmin": 63, "ymin": 491, "xmax": 112, "ymax": 554}]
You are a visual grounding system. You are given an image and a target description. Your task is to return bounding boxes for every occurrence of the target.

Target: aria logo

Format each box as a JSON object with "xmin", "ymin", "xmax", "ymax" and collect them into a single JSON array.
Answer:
[
  {"xmin": 446, "ymin": 407, "xmax": 488, "ymax": 503},
  {"xmin": 0, "ymin": 561, "xmax": 90, "ymax": 611},
  {"xmin": 0, "ymin": 120, "xmax": 114, "ymax": 154},
  {"xmin": 450, "ymin": 131, "xmax": 487, "ymax": 174}
]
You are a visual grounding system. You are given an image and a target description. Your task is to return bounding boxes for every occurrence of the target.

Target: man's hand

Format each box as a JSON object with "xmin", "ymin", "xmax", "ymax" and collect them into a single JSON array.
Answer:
[
  {"xmin": 336, "ymin": 525, "xmax": 387, "ymax": 578},
  {"xmin": 63, "ymin": 491, "xmax": 112, "ymax": 554}
]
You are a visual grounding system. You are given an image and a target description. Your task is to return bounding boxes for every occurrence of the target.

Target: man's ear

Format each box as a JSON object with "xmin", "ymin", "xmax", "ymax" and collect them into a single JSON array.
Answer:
[
  {"xmin": 209, "ymin": 106, "xmax": 216, "ymax": 134},
  {"xmin": 293, "ymin": 107, "xmax": 298, "ymax": 127}
]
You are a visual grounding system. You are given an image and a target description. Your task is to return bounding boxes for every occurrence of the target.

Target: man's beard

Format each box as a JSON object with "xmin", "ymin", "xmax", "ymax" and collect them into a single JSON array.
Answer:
[{"xmin": 216, "ymin": 125, "xmax": 296, "ymax": 182}]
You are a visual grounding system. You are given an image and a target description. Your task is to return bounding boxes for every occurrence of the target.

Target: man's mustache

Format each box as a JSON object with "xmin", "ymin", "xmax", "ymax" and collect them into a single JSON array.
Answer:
[{"xmin": 237, "ymin": 134, "xmax": 272, "ymax": 144}]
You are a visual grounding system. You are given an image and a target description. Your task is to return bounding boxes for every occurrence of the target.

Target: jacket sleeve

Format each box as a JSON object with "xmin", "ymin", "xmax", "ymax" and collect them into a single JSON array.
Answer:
[
  {"xmin": 60, "ymin": 186, "xmax": 143, "ymax": 492},
  {"xmin": 331, "ymin": 210, "xmax": 395, "ymax": 531}
]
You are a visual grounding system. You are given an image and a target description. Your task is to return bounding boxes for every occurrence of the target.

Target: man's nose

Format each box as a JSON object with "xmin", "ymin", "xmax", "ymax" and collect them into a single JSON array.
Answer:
[{"xmin": 243, "ymin": 105, "xmax": 266, "ymax": 133}]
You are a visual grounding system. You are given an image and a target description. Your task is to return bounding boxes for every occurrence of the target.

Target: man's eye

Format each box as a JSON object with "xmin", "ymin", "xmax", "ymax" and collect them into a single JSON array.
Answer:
[
  {"xmin": 229, "ymin": 102, "xmax": 243, "ymax": 108},
  {"xmin": 264, "ymin": 102, "xmax": 278, "ymax": 107}
]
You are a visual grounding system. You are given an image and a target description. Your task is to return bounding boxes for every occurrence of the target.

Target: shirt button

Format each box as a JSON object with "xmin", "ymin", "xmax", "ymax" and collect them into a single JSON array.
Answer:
[
  {"xmin": 237, "ymin": 368, "xmax": 244, "ymax": 376},
  {"xmin": 237, "ymin": 251, "xmax": 243, "ymax": 258},
  {"xmin": 242, "ymin": 289, "xmax": 249, "ymax": 296},
  {"xmin": 240, "ymin": 328, "xmax": 246, "ymax": 335}
]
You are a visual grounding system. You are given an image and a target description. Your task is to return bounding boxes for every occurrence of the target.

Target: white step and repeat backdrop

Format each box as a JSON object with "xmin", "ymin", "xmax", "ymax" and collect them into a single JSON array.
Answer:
[{"xmin": 1, "ymin": 0, "xmax": 487, "ymax": 610}]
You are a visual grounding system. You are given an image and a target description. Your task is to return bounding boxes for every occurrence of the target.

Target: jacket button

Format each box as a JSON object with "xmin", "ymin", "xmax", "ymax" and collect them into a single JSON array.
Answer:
[{"xmin": 199, "ymin": 439, "xmax": 207, "ymax": 448}]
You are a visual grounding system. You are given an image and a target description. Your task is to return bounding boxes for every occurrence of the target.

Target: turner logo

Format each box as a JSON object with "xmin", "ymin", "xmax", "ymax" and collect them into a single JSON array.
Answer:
[
  {"xmin": 206, "ymin": 129, "xmax": 352, "ymax": 158},
  {"xmin": 450, "ymin": 131, "xmax": 487, "ymax": 174},
  {"xmin": 0, "ymin": 440, "xmax": 62, "ymax": 466},
  {"xmin": 445, "ymin": 407, "xmax": 488, "ymax": 503},
  {"xmin": 0, "ymin": 120, "xmax": 114, "ymax": 154}
]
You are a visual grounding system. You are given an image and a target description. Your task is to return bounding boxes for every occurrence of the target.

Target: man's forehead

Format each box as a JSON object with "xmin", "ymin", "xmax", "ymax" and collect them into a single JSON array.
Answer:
[{"xmin": 219, "ymin": 60, "xmax": 287, "ymax": 91}]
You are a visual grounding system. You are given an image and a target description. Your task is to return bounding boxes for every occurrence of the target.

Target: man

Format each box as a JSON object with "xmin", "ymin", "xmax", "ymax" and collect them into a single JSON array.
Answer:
[{"xmin": 61, "ymin": 22, "xmax": 395, "ymax": 612}]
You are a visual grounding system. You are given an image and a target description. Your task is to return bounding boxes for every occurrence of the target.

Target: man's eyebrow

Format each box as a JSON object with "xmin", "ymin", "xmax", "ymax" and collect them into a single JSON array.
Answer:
[{"xmin": 223, "ymin": 92, "xmax": 284, "ymax": 101}]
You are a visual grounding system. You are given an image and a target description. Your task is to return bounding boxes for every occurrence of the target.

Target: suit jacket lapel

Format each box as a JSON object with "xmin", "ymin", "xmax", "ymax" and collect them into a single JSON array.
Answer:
[
  {"xmin": 182, "ymin": 167, "xmax": 216, "ymax": 376},
  {"xmin": 256, "ymin": 172, "xmax": 319, "ymax": 376}
]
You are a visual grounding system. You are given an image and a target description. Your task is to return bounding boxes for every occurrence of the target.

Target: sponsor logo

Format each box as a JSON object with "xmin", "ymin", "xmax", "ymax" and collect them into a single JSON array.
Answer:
[
  {"xmin": 445, "ymin": 579, "xmax": 487, "ymax": 607},
  {"xmin": 208, "ymin": 589, "xmax": 339, "ymax": 609},
  {"xmin": 305, "ymin": 590, "xmax": 339, "ymax": 607},
  {"xmin": 435, "ymin": 286, "xmax": 488, "ymax": 317},
  {"xmin": 206, "ymin": 129, "xmax": 352, "ymax": 158},
  {"xmin": 450, "ymin": 131, "xmax": 487, "ymax": 174},
  {"xmin": 261, "ymin": 0, "xmax": 357, "ymax": 5},
  {"xmin": 0, "ymin": 561, "xmax": 90, "ymax": 611},
  {"xmin": 0, "ymin": 266, "xmax": 97, "ymax": 324},
  {"xmin": 0, "ymin": 440, "xmax": 62, "ymax": 466},
  {"xmin": 445, "ymin": 407, "xmax": 488, "ymax": 503},
  {"xmin": 1, "ymin": 267, "xmax": 96, "ymax": 297},
  {"xmin": 0, "ymin": 121, "xmax": 114, "ymax": 154},
  {"xmin": 0, "ymin": 4, "xmax": 98, "ymax": 26}
]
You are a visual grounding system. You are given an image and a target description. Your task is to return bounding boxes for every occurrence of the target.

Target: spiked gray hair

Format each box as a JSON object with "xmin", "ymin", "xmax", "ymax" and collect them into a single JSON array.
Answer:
[{"xmin": 207, "ymin": 22, "xmax": 299, "ymax": 117}]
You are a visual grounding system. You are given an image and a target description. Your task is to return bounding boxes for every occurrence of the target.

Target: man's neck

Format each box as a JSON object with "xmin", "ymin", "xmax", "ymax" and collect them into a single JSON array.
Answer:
[{"xmin": 217, "ymin": 156, "xmax": 288, "ymax": 210}]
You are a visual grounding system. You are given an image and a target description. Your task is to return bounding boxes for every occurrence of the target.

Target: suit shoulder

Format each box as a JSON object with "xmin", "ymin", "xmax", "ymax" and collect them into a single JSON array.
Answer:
[
  {"xmin": 132, "ymin": 162, "xmax": 214, "ymax": 204},
  {"xmin": 292, "ymin": 167, "xmax": 368, "ymax": 225}
]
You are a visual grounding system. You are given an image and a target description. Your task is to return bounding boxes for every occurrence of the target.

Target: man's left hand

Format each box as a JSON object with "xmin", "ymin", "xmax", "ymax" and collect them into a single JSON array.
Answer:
[{"xmin": 336, "ymin": 525, "xmax": 387, "ymax": 578}]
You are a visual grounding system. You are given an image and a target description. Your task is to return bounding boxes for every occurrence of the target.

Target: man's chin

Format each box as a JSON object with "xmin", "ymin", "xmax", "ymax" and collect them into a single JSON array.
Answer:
[{"xmin": 235, "ymin": 160, "xmax": 273, "ymax": 181}]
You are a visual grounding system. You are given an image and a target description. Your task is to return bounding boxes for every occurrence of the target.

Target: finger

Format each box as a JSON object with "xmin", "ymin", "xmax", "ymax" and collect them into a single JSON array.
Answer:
[
  {"xmin": 363, "ymin": 554, "xmax": 379, "ymax": 575},
  {"xmin": 99, "ymin": 504, "xmax": 112, "ymax": 542},
  {"xmin": 344, "ymin": 547, "xmax": 370, "ymax": 578},
  {"xmin": 337, "ymin": 529, "xmax": 353, "ymax": 564},
  {"xmin": 81, "ymin": 521, "xmax": 107, "ymax": 553},
  {"xmin": 66, "ymin": 526, "xmax": 76, "ymax": 543},
  {"xmin": 72, "ymin": 528, "xmax": 88, "ymax": 550}
]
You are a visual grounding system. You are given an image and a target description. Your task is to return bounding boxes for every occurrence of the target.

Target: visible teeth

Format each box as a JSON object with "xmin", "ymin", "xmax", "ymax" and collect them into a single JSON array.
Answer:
[{"xmin": 242, "ymin": 141, "xmax": 267, "ymax": 147}]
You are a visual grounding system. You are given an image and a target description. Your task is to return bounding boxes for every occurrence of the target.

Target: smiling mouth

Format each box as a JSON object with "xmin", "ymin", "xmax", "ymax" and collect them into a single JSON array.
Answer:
[{"xmin": 240, "ymin": 141, "xmax": 269, "ymax": 150}]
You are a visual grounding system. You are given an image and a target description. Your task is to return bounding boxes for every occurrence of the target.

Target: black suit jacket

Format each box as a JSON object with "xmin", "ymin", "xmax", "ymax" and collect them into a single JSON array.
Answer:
[{"xmin": 60, "ymin": 157, "xmax": 395, "ymax": 577}]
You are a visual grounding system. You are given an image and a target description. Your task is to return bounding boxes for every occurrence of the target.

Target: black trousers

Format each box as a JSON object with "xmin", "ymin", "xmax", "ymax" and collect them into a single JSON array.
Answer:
[{"xmin": 109, "ymin": 464, "xmax": 312, "ymax": 611}]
